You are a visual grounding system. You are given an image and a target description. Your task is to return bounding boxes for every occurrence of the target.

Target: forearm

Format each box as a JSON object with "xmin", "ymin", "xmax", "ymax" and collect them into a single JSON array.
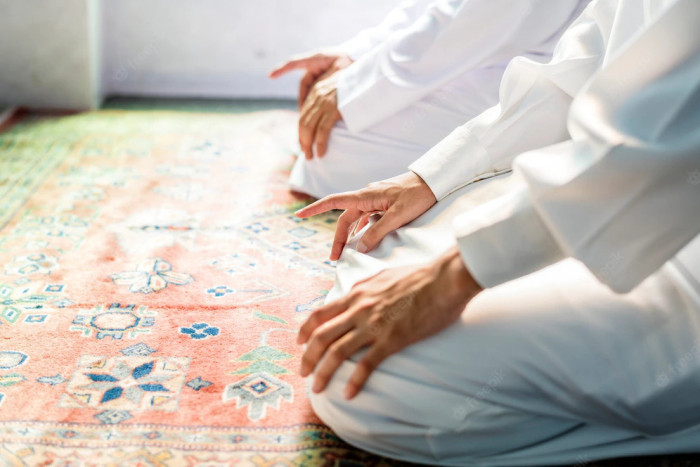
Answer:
[
  {"xmin": 409, "ymin": 1, "xmax": 603, "ymax": 200},
  {"xmin": 453, "ymin": 0, "xmax": 700, "ymax": 293},
  {"xmin": 338, "ymin": 0, "xmax": 588, "ymax": 134}
]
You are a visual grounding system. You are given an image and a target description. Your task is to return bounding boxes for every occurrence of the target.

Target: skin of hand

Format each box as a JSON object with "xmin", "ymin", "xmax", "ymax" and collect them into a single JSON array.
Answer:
[
  {"xmin": 269, "ymin": 51, "xmax": 353, "ymax": 108},
  {"xmin": 296, "ymin": 171, "xmax": 438, "ymax": 260},
  {"xmin": 269, "ymin": 51, "xmax": 353, "ymax": 159},
  {"xmin": 297, "ymin": 246, "xmax": 483, "ymax": 399},
  {"xmin": 298, "ymin": 72, "xmax": 342, "ymax": 159}
]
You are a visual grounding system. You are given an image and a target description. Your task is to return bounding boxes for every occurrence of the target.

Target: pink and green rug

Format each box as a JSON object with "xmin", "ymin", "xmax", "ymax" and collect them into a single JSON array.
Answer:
[
  {"xmin": 2, "ymin": 102, "xmax": 697, "ymax": 467},
  {"xmin": 0, "ymin": 105, "xmax": 402, "ymax": 466}
]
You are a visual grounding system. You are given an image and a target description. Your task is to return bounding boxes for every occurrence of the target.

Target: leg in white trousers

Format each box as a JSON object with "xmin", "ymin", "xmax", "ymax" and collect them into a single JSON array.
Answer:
[
  {"xmin": 309, "ymin": 175, "xmax": 700, "ymax": 466},
  {"xmin": 288, "ymin": 70, "xmax": 503, "ymax": 198}
]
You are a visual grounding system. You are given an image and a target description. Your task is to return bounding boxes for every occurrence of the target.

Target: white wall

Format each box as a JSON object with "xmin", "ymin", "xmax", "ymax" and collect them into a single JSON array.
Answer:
[
  {"xmin": 101, "ymin": 0, "xmax": 396, "ymax": 99},
  {"xmin": 0, "ymin": 0, "xmax": 101, "ymax": 109},
  {"xmin": 0, "ymin": 0, "xmax": 396, "ymax": 109}
]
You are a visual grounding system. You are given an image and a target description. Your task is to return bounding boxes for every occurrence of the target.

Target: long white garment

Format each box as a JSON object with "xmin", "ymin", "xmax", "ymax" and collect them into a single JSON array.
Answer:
[
  {"xmin": 312, "ymin": 175, "xmax": 700, "ymax": 466},
  {"xmin": 453, "ymin": 0, "xmax": 700, "ymax": 292},
  {"xmin": 289, "ymin": 0, "xmax": 588, "ymax": 198},
  {"xmin": 408, "ymin": 0, "xmax": 625, "ymax": 200},
  {"xmin": 309, "ymin": 0, "xmax": 700, "ymax": 464},
  {"xmin": 336, "ymin": 0, "xmax": 433, "ymax": 60}
]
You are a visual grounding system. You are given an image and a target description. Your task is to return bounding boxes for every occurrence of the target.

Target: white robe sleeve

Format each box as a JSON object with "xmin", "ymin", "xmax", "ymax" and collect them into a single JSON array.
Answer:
[
  {"xmin": 336, "ymin": 0, "xmax": 433, "ymax": 60},
  {"xmin": 454, "ymin": 0, "xmax": 700, "ymax": 293},
  {"xmin": 338, "ymin": 0, "xmax": 589, "ymax": 134},
  {"xmin": 409, "ymin": 0, "xmax": 612, "ymax": 201}
]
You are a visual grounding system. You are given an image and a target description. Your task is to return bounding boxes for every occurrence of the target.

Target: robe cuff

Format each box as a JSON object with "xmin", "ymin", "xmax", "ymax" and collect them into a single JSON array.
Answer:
[
  {"xmin": 454, "ymin": 186, "xmax": 565, "ymax": 288},
  {"xmin": 409, "ymin": 124, "xmax": 494, "ymax": 201},
  {"xmin": 337, "ymin": 38, "xmax": 379, "ymax": 61}
]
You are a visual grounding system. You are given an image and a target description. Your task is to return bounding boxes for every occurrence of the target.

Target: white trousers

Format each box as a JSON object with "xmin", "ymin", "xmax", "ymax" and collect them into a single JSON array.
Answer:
[
  {"xmin": 309, "ymin": 175, "xmax": 700, "ymax": 466},
  {"xmin": 288, "ymin": 69, "xmax": 503, "ymax": 198}
]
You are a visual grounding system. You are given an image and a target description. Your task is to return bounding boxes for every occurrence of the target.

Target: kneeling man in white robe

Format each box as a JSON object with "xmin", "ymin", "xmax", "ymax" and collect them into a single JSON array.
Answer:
[
  {"xmin": 270, "ymin": 0, "xmax": 588, "ymax": 198},
  {"xmin": 294, "ymin": 0, "xmax": 700, "ymax": 465}
]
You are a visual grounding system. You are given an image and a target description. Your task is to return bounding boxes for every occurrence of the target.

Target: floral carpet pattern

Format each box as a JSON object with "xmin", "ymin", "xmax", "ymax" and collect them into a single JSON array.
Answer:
[
  {"xmin": 0, "ymin": 106, "xmax": 403, "ymax": 466},
  {"xmin": 2, "ymin": 104, "xmax": 698, "ymax": 467}
]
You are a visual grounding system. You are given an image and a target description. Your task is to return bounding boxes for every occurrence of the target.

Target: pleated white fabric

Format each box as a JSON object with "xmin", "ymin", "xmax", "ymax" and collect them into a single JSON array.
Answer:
[
  {"xmin": 289, "ymin": 0, "xmax": 588, "ymax": 198},
  {"xmin": 308, "ymin": 0, "xmax": 700, "ymax": 462},
  {"xmin": 311, "ymin": 174, "xmax": 700, "ymax": 466}
]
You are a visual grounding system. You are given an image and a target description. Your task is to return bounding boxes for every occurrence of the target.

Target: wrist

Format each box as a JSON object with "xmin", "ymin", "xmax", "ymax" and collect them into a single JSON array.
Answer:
[
  {"xmin": 408, "ymin": 170, "xmax": 438, "ymax": 205},
  {"xmin": 435, "ymin": 247, "xmax": 482, "ymax": 305}
]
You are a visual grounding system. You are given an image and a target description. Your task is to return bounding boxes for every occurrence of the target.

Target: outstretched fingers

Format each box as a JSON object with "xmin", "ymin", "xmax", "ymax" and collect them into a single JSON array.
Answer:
[
  {"xmin": 269, "ymin": 57, "xmax": 313, "ymax": 78},
  {"xmin": 295, "ymin": 192, "xmax": 359, "ymax": 218}
]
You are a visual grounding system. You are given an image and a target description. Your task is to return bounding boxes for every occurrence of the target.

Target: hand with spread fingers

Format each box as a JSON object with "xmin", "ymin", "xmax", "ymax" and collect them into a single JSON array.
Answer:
[
  {"xmin": 297, "ymin": 247, "xmax": 483, "ymax": 399},
  {"xmin": 269, "ymin": 51, "xmax": 353, "ymax": 159},
  {"xmin": 296, "ymin": 171, "xmax": 438, "ymax": 260},
  {"xmin": 269, "ymin": 51, "xmax": 353, "ymax": 108}
]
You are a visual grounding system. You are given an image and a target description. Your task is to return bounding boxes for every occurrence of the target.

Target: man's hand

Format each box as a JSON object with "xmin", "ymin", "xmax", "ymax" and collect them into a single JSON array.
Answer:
[
  {"xmin": 269, "ymin": 51, "xmax": 353, "ymax": 159},
  {"xmin": 297, "ymin": 73, "xmax": 342, "ymax": 159},
  {"xmin": 269, "ymin": 51, "xmax": 353, "ymax": 108},
  {"xmin": 296, "ymin": 172, "xmax": 437, "ymax": 260},
  {"xmin": 298, "ymin": 247, "xmax": 482, "ymax": 399}
]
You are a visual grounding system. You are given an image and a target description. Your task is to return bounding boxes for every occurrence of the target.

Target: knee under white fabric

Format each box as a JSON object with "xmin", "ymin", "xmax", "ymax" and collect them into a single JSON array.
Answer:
[
  {"xmin": 288, "ymin": 71, "xmax": 502, "ymax": 198},
  {"xmin": 309, "ymin": 175, "xmax": 700, "ymax": 466}
]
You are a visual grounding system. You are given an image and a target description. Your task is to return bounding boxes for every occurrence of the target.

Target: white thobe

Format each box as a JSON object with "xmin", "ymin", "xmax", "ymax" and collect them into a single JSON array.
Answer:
[
  {"xmin": 309, "ymin": 1, "xmax": 700, "ymax": 465},
  {"xmin": 289, "ymin": 0, "xmax": 589, "ymax": 198}
]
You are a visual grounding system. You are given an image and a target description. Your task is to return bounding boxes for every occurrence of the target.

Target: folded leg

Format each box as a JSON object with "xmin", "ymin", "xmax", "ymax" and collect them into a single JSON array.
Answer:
[
  {"xmin": 310, "ymin": 175, "xmax": 700, "ymax": 466},
  {"xmin": 289, "ymin": 71, "xmax": 502, "ymax": 198}
]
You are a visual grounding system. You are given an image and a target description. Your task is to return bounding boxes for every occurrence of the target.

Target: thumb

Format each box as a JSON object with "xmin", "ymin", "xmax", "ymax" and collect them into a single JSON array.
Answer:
[{"xmin": 356, "ymin": 206, "xmax": 406, "ymax": 254}]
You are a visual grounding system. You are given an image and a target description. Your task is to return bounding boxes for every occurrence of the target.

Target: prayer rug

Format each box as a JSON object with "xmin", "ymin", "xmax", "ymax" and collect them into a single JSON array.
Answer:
[
  {"xmin": 1, "ymin": 102, "xmax": 697, "ymax": 467},
  {"xmin": 0, "ymin": 104, "xmax": 405, "ymax": 466}
]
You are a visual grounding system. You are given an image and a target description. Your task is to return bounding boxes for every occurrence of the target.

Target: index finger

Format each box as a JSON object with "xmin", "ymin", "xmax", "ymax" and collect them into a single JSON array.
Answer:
[
  {"xmin": 269, "ymin": 58, "xmax": 312, "ymax": 78},
  {"xmin": 295, "ymin": 192, "xmax": 360, "ymax": 218}
]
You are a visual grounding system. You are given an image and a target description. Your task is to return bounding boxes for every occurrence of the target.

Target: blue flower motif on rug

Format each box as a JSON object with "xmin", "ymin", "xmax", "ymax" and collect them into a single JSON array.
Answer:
[
  {"xmin": 60, "ymin": 355, "xmax": 189, "ymax": 411},
  {"xmin": 180, "ymin": 323, "xmax": 219, "ymax": 340},
  {"xmin": 84, "ymin": 361, "xmax": 171, "ymax": 404}
]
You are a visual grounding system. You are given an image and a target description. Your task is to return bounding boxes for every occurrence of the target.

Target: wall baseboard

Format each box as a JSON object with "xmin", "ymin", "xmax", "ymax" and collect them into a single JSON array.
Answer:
[{"xmin": 0, "ymin": 107, "xmax": 19, "ymax": 132}]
